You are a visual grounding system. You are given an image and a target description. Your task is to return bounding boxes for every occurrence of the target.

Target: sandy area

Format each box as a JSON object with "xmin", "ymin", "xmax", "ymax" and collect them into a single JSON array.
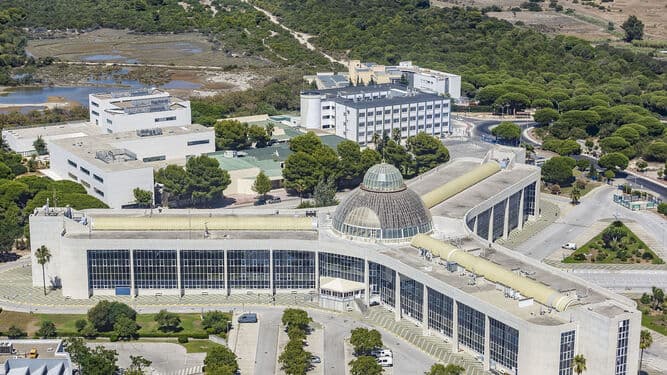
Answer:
[{"xmin": 488, "ymin": 11, "xmax": 611, "ymax": 40}]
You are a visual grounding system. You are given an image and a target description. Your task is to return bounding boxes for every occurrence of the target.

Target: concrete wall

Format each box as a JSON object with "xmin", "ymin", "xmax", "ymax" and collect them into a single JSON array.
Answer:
[{"xmin": 114, "ymin": 128, "xmax": 214, "ymax": 161}]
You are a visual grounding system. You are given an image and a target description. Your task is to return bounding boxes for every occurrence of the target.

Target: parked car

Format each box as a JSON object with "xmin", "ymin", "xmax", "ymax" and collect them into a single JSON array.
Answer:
[
  {"xmin": 376, "ymin": 356, "xmax": 393, "ymax": 367},
  {"xmin": 371, "ymin": 349, "xmax": 392, "ymax": 358},
  {"xmin": 267, "ymin": 197, "xmax": 281, "ymax": 204},
  {"xmin": 253, "ymin": 199, "xmax": 266, "ymax": 206},
  {"xmin": 237, "ymin": 313, "xmax": 258, "ymax": 323},
  {"xmin": 310, "ymin": 355, "xmax": 321, "ymax": 364},
  {"xmin": 369, "ymin": 301, "xmax": 380, "ymax": 307},
  {"xmin": 562, "ymin": 243, "xmax": 577, "ymax": 250}
]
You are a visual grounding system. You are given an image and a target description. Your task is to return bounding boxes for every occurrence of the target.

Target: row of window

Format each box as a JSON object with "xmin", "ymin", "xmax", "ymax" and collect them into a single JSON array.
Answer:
[
  {"xmin": 358, "ymin": 103, "xmax": 444, "ymax": 116},
  {"xmin": 155, "ymin": 116, "xmax": 177, "ymax": 123},
  {"xmin": 67, "ymin": 159, "xmax": 104, "ymax": 185},
  {"xmin": 143, "ymin": 155, "xmax": 166, "ymax": 162},
  {"xmin": 187, "ymin": 139, "xmax": 210, "ymax": 146},
  {"xmin": 359, "ymin": 113, "xmax": 443, "ymax": 126}
]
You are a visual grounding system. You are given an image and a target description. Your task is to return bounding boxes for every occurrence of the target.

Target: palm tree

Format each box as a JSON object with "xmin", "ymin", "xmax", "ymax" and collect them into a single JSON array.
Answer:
[
  {"xmin": 572, "ymin": 354, "xmax": 587, "ymax": 375},
  {"xmin": 639, "ymin": 330, "xmax": 653, "ymax": 372},
  {"xmin": 35, "ymin": 245, "xmax": 52, "ymax": 296}
]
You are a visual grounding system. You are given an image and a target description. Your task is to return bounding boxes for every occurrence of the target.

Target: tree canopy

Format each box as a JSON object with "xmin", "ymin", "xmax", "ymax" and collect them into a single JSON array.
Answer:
[
  {"xmin": 541, "ymin": 156, "xmax": 576, "ymax": 185},
  {"xmin": 621, "ymin": 15, "xmax": 644, "ymax": 42}
]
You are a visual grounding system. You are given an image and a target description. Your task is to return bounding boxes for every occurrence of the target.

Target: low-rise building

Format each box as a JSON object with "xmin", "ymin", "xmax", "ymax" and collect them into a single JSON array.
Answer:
[
  {"xmin": 0, "ymin": 339, "xmax": 72, "ymax": 375},
  {"xmin": 47, "ymin": 124, "xmax": 214, "ymax": 208},
  {"xmin": 89, "ymin": 88, "xmax": 191, "ymax": 133}
]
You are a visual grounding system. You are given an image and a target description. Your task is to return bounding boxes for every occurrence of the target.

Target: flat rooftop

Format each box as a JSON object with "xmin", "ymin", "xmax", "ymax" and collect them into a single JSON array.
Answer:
[
  {"xmin": 332, "ymin": 92, "xmax": 445, "ymax": 109},
  {"xmin": 91, "ymin": 88, "xmax": 186, "ymax": 103},
  {"xmin": 0, "ymin": 341, "xmax": 62, "ymax": 363},
  {"xmin": 1, "ymin": 120, "xmax": 99, "ymax": 153},
  {"xmin": 50, "ymin": 124, "xmax": 212, "ymax": 172}
]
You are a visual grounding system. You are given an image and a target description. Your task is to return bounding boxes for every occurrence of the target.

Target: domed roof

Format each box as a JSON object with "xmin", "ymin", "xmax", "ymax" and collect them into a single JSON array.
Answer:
[
  {"xmin": 362, "ymin": 163, "xmax": 406, "ymax": 192},
  {"xmin": 332, "ymin": 163, "xmax": 432, "ymax": 243}
]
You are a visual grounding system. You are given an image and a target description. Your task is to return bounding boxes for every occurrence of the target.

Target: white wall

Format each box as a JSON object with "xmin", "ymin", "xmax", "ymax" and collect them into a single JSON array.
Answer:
[
  {"xmin": 113, "ymin": 129, "xmax": 214, "ymax": 161},
  {"xmin": 300, "ymin": 93, "xmax": 322, "ymax": 129}
]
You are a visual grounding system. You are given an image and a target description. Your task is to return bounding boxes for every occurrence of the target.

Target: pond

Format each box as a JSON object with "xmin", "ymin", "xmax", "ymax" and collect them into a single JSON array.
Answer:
[{"xmin": 0, "ymin": 74, "xmax": 201, "ymax": 109}]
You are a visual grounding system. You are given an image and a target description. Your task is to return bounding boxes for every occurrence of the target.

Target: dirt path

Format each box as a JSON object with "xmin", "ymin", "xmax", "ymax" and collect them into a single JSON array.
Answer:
[{"xmin": 242, "ymin": 0, "xmax": 348, "ymax": 66}]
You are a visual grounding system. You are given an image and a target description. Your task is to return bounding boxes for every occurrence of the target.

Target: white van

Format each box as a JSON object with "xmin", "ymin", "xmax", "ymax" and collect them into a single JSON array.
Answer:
[{"xmin": 376, "ymin": 356, "xmax": 393, "ymax": 367}]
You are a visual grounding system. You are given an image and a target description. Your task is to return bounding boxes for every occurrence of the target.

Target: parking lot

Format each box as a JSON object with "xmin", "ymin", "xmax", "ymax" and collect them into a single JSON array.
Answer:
[{"xmin": 90, "ymin": 342, "xmax": 204, "ymax": 375}]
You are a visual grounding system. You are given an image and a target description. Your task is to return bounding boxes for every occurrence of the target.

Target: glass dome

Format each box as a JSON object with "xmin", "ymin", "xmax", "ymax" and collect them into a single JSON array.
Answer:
[
  {"xmin": 332, "ymin": 163, "xmax": 433, "ymax": 243},
  {"xmin": 362, "ymin": 163, "xmax": 406, "ymax": 192}
]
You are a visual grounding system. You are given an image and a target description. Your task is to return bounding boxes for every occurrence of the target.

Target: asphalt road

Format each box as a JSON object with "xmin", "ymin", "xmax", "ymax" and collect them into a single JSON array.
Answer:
[{"xmin": 514, "ymin": 185, "xmax": 666, "ymax": 261}]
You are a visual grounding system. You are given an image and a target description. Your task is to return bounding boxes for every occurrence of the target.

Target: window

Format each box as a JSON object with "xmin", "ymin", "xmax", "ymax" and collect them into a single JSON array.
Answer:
[
  {"xmin": 427, "ymin": 114, "xmax": 433, "ymax": 119},
  {"xmin": 384, "ymin": 119, "xmax": 390, "ymax": 124},
  {"xmin": 615, "ymin": 320, "xmax": 630, "ymax": 375},
  {"xmin": 322, "ymin": 105, "xmax": 330, "ymax": 110},
  {"xmin": 319, "ymin": 253, "xmax": 364, "ymax": 283},
  {"xmin": 418, "ymin": 106, "xmax": 424, "ymax": 111},
  {"xmin": 187, "ymin": 139, "xmax": 210, "ymax": 146},
  {"xmin": 93, "ymin": 174, "xmax": 104, "ymax": 183},
  {"xmin": 369, "ymin": 262, "xmax": 395, "ymax": 307},
  {"xmin": 435, "ymin": 104, "xmax": 441, "ymax": 109},
  {"xmin": 359, "ymin": 113, "xmax": 365, "ymax": 117},
  {"xmin": 227, "ymin": 250, "xmax": 270, "ymax": 289},
  {"xmin": 87, "ymin": 250, "xmax": 130, "ymax": 289},
  {"xmin": 322, "ymin": 115, "xmax": 330, "ymax": 119},
  {"xmin": 67, "ymin": 159, "xmax": 77, "ymax": 168},
  {"xmin": 489, "ymin": 318, "xmax": 519, "ymax": 371},
  {"xmin": 67, "ymin": 172, "xmax": 78, "ymax": 181},
  {"xmin": 133, "ymin": 250, "xmax": 178, "ymax": 289},
  {"xmin": 91, "ymin": 101, "xmax": 99, "ymax": 107},
  {"xmin": 410, "ymin": 116, "xmax": 416, "ymax": 121},
  {"xmin": 91, "ymin": 110, "xmax": 99, "ymax": 116},
  {"xmin": 143, "ymin": 155, "xmax": 166, "ymax": 162},
  {"xmin": 393, "ymin": 109, "xmax": 399, "ymax": 114},
  {"xmin": 181, "ymin": 250, "xmax": 225, "ymax": 289},
  {"xmin": 80, "ymin": 180, "xmax": 90, "ymax": 188},
  {"xmin": 106, "ymin": 119, "xmax": 112, "ymax": 125},
  {"xmin": 384, "ymin": 109, "xmax": 391, "ymax": 114},
  {"xmin": 154, "ymin": 116, "xmax": 176, "ymax": 123},
  {"xmin": 435, "ymin": 113, "xmax": 441, "ymax": 118},
  {"xmin": 367, "ymin": 111, "xmax": 374, "ymax": 116},
  {"xmin": 401, "ymin": 108, "xmax": 407, "ymax": 112},
  {"xmin": 368, "ymin": 121, "xmax": 374, "ymax": 126},
  {"xmin": 418, "ymin": 115, "xmax": 424, "ymax": 120},
  {"xmin": 400, "ymin": 276, "xmax": 423, "ymax": 321},
  {"xmin": 559, "ymin": 330, "xmax": 576, "ymax": 375},
  {"xmin": 428, "ymin": 288, "xmax": 453, "ymax": 337},
  {"xmin": 458, "ymin": 302, "xmax": 485, "ymax": 354},
  {"xmin": 93, "ymin": 188, "xmax": 104, "ymax": 197},
  {"xmin": 393, "ymin": 118, "xmax": 400, "ymax": 123},
  {"xmin": 80, "ymin": 166, "xmax": 90, "ymax": 175},
  {"xmin": 273, "ymin": 250, "xmax": 315, "ymax": 289},
  {"xmin": 426, "ymin": 105, "xmax": 433, "ymax": 110}
]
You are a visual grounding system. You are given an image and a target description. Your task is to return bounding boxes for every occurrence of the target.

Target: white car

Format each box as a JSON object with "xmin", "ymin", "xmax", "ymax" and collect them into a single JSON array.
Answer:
[
  {"xmin": 562, "ymin": 243, "xmax": 577, "ymax": 250},
  {"xmin": 376, "ymin": 356, "xmax": 393, "ymax": 367}
]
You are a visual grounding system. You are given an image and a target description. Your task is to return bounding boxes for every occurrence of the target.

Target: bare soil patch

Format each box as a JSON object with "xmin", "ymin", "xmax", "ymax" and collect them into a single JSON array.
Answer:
[
  {"xmin": 434, "ymin": 0, "xmax": 667, "ymax": 41},
  {"xmin": 488, "ymin": 11, "xmax": 611, "ymax": 40}
]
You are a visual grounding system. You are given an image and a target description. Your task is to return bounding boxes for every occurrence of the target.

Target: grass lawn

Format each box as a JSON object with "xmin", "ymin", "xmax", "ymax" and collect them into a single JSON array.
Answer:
[
  {"xmin": 542, "ymin": 169, "xmax": 601, "ymax": 198},
  {"xmin": 0, "ymin": 310, "xmax": 211, "ymax": 337},
  {"xmin": 637, "ymin": 300, "xmax": 667, "ymax": 336},
  {"xmin": 180, "ymin": 339, "xmax": 224, "ymax": 353},
  {"xmin": 563, "ymin": 221, "xmax": 663, "ymax": 264}
]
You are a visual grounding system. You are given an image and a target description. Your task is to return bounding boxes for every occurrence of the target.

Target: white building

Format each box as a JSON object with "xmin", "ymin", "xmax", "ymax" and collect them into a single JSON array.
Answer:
[
  {"xmin": 29, "ymin": 157, "xmax": 641, "ymax": 375},
  {"xmin": 88, "ymin": 88, "xmax": 191, "ymax": 133},
  {"xmin": 47, "ymin": 124, "xmax": 214, "ymax": 208},
  {"xmin": 300, "ymin": 84, "xmax": 451, "ymax": 144}
]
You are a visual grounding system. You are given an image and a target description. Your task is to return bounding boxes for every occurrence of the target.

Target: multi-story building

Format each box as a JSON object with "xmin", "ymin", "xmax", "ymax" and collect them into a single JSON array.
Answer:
[
  {"xmin": 30, "ymin": 152, "xmax": 640, "ymax": 375},
  {"xmin": 300, "ymin": 84, "xmax": 451, "ymax": 143},
  {"xmin": 48, "ymin": 124, "xmax": 214, "ymax": 208},
  {"xmin": 88, "ymin": 89, "xmax": 191, "ymax": 133},
  {"xmin": 348, "ymin": 60, "xmax": 461, "ymax": 99}
]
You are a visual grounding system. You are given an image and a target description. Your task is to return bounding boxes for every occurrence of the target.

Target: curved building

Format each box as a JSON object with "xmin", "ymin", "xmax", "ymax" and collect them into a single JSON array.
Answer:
[
  {"xmin": 30, "ymin": 157, "xmax": 640, "ymax": 375},
  {"xmin": 332, "ymin": 163, "xmax": 432, "ymax": 242}
]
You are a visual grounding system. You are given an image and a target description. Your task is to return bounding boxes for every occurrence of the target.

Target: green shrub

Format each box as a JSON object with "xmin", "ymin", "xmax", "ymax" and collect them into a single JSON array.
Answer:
[
  {"xmin": 109, "ymin": 334, "xmax": 119, "ymax": 342},
  {"xmin": 178, "ymin": 335, "xmax": 189, "ymax": 343}
]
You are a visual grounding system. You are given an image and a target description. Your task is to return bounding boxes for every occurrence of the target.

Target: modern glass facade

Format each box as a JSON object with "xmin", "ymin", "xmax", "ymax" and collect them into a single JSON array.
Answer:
[
  {"xmin": 558, "ymin": 330, "xmax": 576, "ymax": 375},
  {"xmin": 133, "ymin": 250, "xmax": 177, "ymax": 289},
  {"xmin": 476, "ymin": 209, "xmax": 490, "ymax": 240},
  {"xmin": 458, "ymin": 302, "xmax": 486, "ymax": 354},
  {"xmin": 370, "ymin": 262, "xmax": 396, "ymax": 307},
  {"xmin": 273, "ymin": 250, "xmax": 315, "ymax": 289},
  {"xmin": 492, "ymin": 200, "xmax": 506, "ymax": 241},
  {"xmin": 87, "ymin": 249, "xmax": 130, "ymax": 289},
  {"xmin": 523, "ymin": 182, "xmax": 536, "ymax": 220},
  {"xmin": 489, "ymin": 318, "xmax": 519, "ymax": 371},
  {"xmin": 508, "ymin": 191, "xmax": 522, "ymax": 232},
  {"xmin": 180, "ymin": 250, "xmax": 225, "ymax": 289},
  {"xmin": 400, "ymin": 276, "xmax": 423, "ymax": 321},
  {"xmin": 615, "ymin": 319, "xmax": 630, "ymax": 375},
  {"xmin": 227, "ymin": 250, "xmax": 270, "ymax": 289},
  {"xmin": 428, "ymin": 287, "xmax": 454, "ymax": 337},
  {"xmin": 319, "ymin": 253, "xmax": 364, "ymax": 283}
]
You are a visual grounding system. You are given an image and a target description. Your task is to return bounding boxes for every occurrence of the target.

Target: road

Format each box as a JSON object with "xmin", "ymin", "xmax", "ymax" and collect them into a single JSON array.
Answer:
[{"xmin": 514, "ymin": 185, "xmax": 666, "ymax": 260}]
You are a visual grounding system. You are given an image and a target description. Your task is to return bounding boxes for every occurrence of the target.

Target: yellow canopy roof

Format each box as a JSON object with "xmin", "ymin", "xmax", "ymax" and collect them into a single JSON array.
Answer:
[
  {"xmin": 411, "ymin": 234, "xmax": 576, "ymax": 312},
  {"xmin": 91, "ymin": 215, "xmax": 315, "ymax": 231},
  {"xmin": 421, "ymin": 162, "xmax": 501, "ymax": 209}
]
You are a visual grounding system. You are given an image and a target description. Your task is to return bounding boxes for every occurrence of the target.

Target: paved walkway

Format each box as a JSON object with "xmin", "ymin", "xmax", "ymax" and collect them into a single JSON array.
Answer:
[
  {"xmin": 643, "ymin": 329, "xmax": 667, "ymax": 375},
  {"xmin": 359, "ymin": 307, "xmax": 487, "ymax": 375},
  {"xmin": 496, "ymin": 198, "xmax": 559, "ymax": 249}
]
